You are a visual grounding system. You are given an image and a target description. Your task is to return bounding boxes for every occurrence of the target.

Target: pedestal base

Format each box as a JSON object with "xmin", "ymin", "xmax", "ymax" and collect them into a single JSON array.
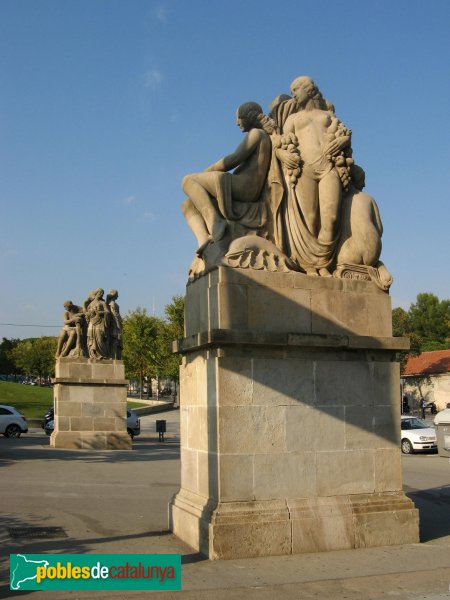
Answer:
[
  {"xmin": 170, "ymin": 268, "xmax": 419, "ymax": 558},
  {"xmin": 50, "ymin": 358, "xmax": 131, "ymax": 450},
  {"xmin": 170, "ymin": 489, "xmax": 418, "ymax": 559}
]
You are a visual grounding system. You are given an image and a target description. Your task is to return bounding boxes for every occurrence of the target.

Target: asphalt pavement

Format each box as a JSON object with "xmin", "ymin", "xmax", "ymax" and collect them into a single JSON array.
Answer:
[{"xmin": 1, "ymin": 410, "xmax": 450, "ymax": 600}]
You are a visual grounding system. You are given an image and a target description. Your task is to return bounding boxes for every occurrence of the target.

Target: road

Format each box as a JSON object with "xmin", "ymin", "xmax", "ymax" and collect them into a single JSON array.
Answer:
[{"xmin": 1, "ymin": 409, "xmax": 450, "ymax": 599}]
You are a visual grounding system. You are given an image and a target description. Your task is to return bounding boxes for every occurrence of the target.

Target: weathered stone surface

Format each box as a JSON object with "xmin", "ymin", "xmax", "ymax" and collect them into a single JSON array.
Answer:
[
  {"xmin": 56, "ymin": 289, "xmax": 123, "ymax": 360},
  {"xmin": 180, "ymin": 448, "xmax": 199, "ymax": 494},
  {"xmin": 217, "ymin": 357, "xmax": 253, "ymax": 406},
  {"xmin": 315, "ymin": 360, "xmax": 373, "ymax": 407},
  {"xmin": 290, "ymin": 497, "xmax": 355, "ymax": 553},
  {"xmin": 253, "ymin": 358, "xmax": 314, "ymax": 406},
  {"xmin": 169, "ymin": 272, "xmax": 419, "ymax": 558},
  {"xmin": 253, "ymin": 452, "xmax": 316, "ymax": 499},
  {"xmin": 217, "ymin": 405, "xmax": 286, "ymax": 455},
  {"xmin": 181, "ymin": 77, "xmax": 392, "ymax": 287},
  {"xmin": 51, "ymin": 358, "xmax": 130, "ymax": 450},
  {"xmin": 374, "ymin": 448, "xmax": 402, "ymax": 492},
  {"xmin": 317, "ymin": 450, "xmax": 375, "ymax": 496},
  {"xmin": 285, "ymin": 405, "xmax": 345, "ymax": 452},
  {"xmin": 218, "ymin": 454, "xmax": 254, "ymax": 502},
  {"xmin": 182, "ymin": 268, "xmax": 402, "ymax": 340},
  {"xmin": 170, "ymin": 491, "xmax": 418, "ymax": 560}
]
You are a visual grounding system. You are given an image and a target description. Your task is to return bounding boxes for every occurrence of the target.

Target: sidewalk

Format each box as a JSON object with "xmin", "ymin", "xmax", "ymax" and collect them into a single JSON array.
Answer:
[{"xmin": 1, "ymin": 411, "xmax": 450, "ymax": 599}]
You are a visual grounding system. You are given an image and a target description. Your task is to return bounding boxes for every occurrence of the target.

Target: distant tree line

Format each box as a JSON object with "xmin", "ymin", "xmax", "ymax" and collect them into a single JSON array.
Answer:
[
  {"xmin": 0, "ymin": 336, "xmax": 57, "ymax": 382},
  {"xmin": 0, "ymin": 295, "xmax": 185, "ymax": 392},
  {"xmin": 4, "ymin": 291, "xmax": 446, "ymax": 384}
]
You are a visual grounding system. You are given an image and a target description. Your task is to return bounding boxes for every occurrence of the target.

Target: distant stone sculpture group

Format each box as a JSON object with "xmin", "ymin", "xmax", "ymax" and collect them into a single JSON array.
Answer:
[
  {"xmin": 55, "ymin": 288, "xmax": 123, "ymax": 360},
  {"xmin": 182, "ymin": 75, "xmax": 392, "ymax": 290}
]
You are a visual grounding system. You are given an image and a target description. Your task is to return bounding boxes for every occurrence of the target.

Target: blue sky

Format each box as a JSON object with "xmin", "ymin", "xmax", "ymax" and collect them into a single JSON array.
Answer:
[{"xmin": 1, "ymin": 0, "xmax": 449, "ymax": 340}]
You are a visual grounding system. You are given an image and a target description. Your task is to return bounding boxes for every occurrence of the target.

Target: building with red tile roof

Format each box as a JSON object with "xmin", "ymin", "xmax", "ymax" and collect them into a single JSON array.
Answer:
[
  {"xmin": 403, "ymin": 350, "xmax": 450, "ymax": 376},
  {"xmin": 402, "ymin": 350, "xmax": 450, "ymax": 410}
]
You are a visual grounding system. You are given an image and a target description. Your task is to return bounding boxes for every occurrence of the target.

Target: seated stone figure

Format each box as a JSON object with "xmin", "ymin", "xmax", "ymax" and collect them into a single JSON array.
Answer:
[
  {"xmin": 181, "ymin": 102, "xmax": 274, "ymax": 262},
  {"xmin": 335, "ymin": 165, "xmax": 393, "ymax": 290},
  {"xmin": 55, "ymin": 300, "xmax": 87, "ymax": 358}
]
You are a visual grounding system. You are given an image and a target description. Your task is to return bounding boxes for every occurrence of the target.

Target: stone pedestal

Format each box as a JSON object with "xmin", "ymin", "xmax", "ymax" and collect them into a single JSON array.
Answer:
[
  {"xmin": 169, "ymin": 267, "xmax": 419, "ymax": 559},
  {"xmin": 50, "ymin": 358, "xmax": 131, "ymax": 450}
]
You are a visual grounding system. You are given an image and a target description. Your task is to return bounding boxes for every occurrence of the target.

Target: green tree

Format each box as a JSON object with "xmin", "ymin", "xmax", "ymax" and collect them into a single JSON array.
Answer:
[
  {"xmin": 161, "ymin": 295, "xmax": 185, "ymax": 391},
  {"xmin": 165, "ymin": 295, "xmax": 185, "ymax": 340},
  {"xmin": 0, "ymin": 338, "xmax": 21, "ymax": 378},
  {"xmin": 408, "ymin": 293, "xmax": 450, "ymax": 351},
  {"xmin": 122, "ymin": 308, "xmax": 166, "ymax": 399},
  {"xmin": 392, "ymin": 307, "xmax": 421, "ymax": 373},
  {"xmin": 9, "ymin": 337, "xmax": 57, "ymax": 381},
  {"xmin": 392, "ymin": 307, "xmax": 411, "ymax": 338}
]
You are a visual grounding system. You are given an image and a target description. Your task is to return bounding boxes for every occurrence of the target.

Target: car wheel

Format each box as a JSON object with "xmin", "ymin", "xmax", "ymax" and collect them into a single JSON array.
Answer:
[
  {"xmin": 127, "ymin": 428, "xmax": 134, "ymax": 439},
  {"xmin": 4, "ymin": 424, "xmax": 22, "ymax": 438},
  {"xmin": 401, "ymin": 438, "xmax": 414, "ymax": 454}
]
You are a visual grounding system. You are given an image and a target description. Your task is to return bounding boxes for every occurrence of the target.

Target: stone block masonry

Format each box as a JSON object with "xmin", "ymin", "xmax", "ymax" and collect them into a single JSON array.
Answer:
[
  {"xmin": 51, "ymin": 358, "xmax": 131, "ymax": 450},
  {"xmin": 169, "ymin": 268, "xmax": 419, "ymax": 559}
]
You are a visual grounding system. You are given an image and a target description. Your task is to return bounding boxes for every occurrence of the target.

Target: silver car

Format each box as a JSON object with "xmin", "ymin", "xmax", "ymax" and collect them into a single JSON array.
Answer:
[{"xmin": 0, "ymin": 404, "xmax": 29, "ymax": 438}]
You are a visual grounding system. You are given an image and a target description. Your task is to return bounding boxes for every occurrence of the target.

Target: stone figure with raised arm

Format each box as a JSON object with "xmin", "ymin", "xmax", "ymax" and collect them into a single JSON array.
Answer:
[
  {"xmin": 106, "ymin": 288, "xmax": 123, "ymax": 359},
  {"xmin": 55, "ymin": 300, "xmax": 87, "ymax": 358},
  {"xmin": 181, "ymin": 102, "xmax": 274, "ymax": 259},
  {"xmin": 273, "ymin": 76, "xmax": 353, "ymax": 276}
]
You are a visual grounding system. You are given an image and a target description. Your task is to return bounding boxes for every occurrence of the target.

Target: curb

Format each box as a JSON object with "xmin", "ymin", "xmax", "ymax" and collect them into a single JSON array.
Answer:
[{"xmin": 132, "ymin": 403, "xmax": 177, "ymax": 416}]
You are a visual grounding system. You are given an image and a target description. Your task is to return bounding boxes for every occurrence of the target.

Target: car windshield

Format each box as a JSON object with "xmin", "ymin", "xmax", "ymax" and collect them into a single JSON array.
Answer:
[{"xmin": 402, "ymin": 418, "xmax": 429, "ymax": 430}]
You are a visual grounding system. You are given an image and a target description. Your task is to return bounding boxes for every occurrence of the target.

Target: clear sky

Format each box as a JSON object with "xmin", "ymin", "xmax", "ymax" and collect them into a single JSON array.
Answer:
[{"xmin": 1, "ymin": 0, "xmax": 449, "ymax": 341}]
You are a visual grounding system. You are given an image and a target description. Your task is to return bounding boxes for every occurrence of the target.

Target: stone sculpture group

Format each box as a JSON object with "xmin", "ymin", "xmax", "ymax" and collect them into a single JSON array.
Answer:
[
  {"xmin": 55, "ymin": 288, "xmax": 122, "ymax": 360},
  {"xmin": 182, "ymin": 76, "xmax": 392, "ymax": 290}
]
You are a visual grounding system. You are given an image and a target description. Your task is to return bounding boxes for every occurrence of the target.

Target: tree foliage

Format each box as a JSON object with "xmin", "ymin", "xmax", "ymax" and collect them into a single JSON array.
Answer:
[
  {"xmin": 0, "ymin": 338, "xmax": 21, "ymax": 376},
  {"xmin": 408, "ymin": 293, "xmax": 450, "ymax": 351},
  {"xmin": 162, "ymin": 295, "xmax": 185, "ymax": 381},
  {"xmin": 9, "ymin": 337, "xmax": 57, "ymax": 380},
  {"xmin": 393, "ymin": 293, "xmax": 450, "ymax": 372},
  {"xmin": 165, "ymin": 295, "xmax": 185, "ymax": 341},
  {"xmin": 122, "ymin": 308, "xmax": 164, "ymax": 397},
  {"xmin": 122, "ymin": 296, "xmax": 185, "ymax": 396}
]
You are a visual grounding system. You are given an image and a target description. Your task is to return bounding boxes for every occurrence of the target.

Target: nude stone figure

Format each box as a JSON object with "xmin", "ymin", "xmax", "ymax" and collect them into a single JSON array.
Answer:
[
  {"xmin": 181, "ymin": 102, "xmax": 274, "ymax": 257},
  {"xmin": 274, "ymin": 76, "xmax": 352, "ymax": 276}
]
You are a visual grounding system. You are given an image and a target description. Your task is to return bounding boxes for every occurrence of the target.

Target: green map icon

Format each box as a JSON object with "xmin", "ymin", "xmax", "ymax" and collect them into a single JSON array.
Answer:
[{"xmin": 10, "ymin": 554, "xmax": 50, "ymax": 590}]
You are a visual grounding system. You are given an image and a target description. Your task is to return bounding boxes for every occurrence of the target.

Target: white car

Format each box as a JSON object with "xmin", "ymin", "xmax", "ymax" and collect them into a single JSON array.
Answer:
[
  {"xmin": 401, "ymin": 415, "xmax": 437, "ymax": 454},
  {"xmin": 44, "ymin": 409, "xmax": 140, "ymax": 438},
  {"xmin": 0, "ymin": 404, "xmax": 29, "ymax": 438}
]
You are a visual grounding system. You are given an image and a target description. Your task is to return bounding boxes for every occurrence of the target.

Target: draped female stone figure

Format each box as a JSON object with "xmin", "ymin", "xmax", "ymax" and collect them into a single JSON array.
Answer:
[
  {"xmin": 84, "ymin": 288, "xmax": 111, "ymax": 359},
  {"xmin": 270, "ymin": 76, "xmax": 353, "ymax": 276}
]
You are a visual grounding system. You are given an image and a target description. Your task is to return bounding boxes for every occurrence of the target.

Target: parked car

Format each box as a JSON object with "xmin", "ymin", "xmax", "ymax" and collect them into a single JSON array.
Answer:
[
  {"xmin": 126, "ymin": 409, "xmax": 140, "ymax": 438},
  {"xmin": 44, "ymin": 409, "xmax": 140, "ymax": 438},
  {"xmin": 401, "ymin": 415, "xmax": 437, "ymax": 454},
  {"xmin": 0, "ymin": 404, "xmax": 28, "ymax": 438}
]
